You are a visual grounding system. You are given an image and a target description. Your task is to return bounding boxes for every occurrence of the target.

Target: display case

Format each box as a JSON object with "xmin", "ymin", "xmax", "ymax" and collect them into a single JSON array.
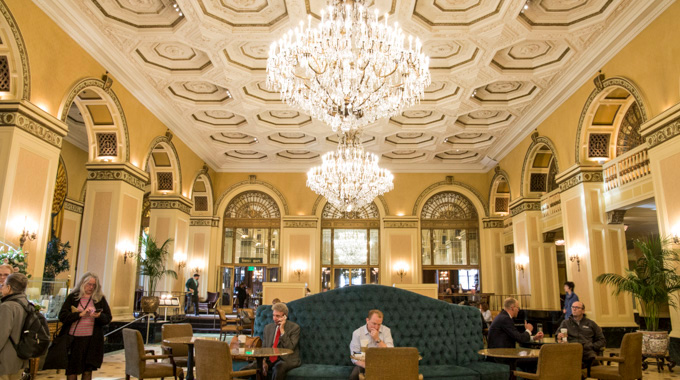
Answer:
[{"xmin": 25, "ymin": 278, "xmax": 70, "ymax": 322}]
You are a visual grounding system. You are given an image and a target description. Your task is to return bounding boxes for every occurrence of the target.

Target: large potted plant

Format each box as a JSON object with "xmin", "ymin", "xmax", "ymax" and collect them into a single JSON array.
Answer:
[
  {"xmin": 596, "ymin": 234, "xmax": 680, "ymax": 355},
  {"xmin": 136, "ymin": 235, "xmax": 177, "ymax": 313}
]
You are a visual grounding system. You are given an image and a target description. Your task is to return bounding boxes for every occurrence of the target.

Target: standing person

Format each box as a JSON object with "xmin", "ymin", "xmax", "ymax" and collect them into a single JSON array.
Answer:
[
  {"xmin": 0, "ymin": 273, "xmax": 29, "ymax": 380},
  {"xmin": 557, "ymin": 301, "xmax": 606, "ymax": 367},
  {"xmin": 348, "ymin": 309, "xmax": 395, "ymax": 380},
  {"xmin": 563, "ymin": 281, "xmax": 579, "ymax": 319},
  {"xmin": 185, "ymin": 273, "xmax": 200, "ymax": 316},
  {"xmin": 236, "ymin": 282, "xmax": 248, "ymax": 309},
  {"xmin": 58, "ymin": 272, "xmax": 112, "ymax": 380},
  {"xmin": 0, "ymin": 264, "xmax": 12, "ymax": 305}
]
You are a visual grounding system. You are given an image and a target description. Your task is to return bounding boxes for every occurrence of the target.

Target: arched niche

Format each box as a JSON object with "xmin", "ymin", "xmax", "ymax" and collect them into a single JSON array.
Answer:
[
  {"xmin": 214, "ymin": 179, "xmax": 289, "ymax": 218},
  {"xmin": 143, "ymin": 137, "xmax": 181, "ymax": 196},
  {"xmin": 412, "ymin": 179, "xmax": 488, "ymax": 218},
  {"xmin": 312, "ymin": 195, "xmax": 388, "ymax": 218},
  {"xmin": 58, "ymin": 78, "xmax": 130, "ymax": 163},
  {"xmin": 0, "ymin": 0, "xmax": 30, "ymax": 100},
  {"xmin": 489, "ymin": 168, "xmax": 511, "ymax": 216},
  {"xmin": 190, "ymin": 171, "xmax": 214, "ymax": 217},
  {"xmin": 520, "ymin": 136, "xmax": 560, "ymax": 198},
  {"xmin": 575, "ymin": 77, "xmax": 648, "ymax": 164}
]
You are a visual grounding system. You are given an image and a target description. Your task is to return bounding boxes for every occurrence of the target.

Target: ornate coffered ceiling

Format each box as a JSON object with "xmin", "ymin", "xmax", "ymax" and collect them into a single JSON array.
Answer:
[{"xmin": 36, "ymin": 0, "xmax": 672, "ymax": 172}]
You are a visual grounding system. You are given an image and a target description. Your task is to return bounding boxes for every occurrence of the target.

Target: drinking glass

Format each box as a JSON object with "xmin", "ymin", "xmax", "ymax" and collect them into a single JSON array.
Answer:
[
  {"xmin": 560, "ymin": 328, "xmax": 568, "ymax": 343},
  {"xmin": 537, "ymin": 323, "xmax": 543, "ymax": 342}
]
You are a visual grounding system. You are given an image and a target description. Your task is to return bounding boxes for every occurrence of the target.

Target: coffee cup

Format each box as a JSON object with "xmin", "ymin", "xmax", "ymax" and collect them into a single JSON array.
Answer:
[
  {"xmin": 560, "ymin": 328, "xmax": 568, "ymax": 343},
  {"xmin": 360, "ymin": 338, "xmax": 369, "ymax": 352},
  {"xmin": 238, "ymin": 334, "xmax": 246, "ymax": 348}
]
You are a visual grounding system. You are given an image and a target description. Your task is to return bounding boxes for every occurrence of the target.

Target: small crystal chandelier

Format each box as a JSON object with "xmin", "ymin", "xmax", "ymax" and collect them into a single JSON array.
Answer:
[
  {"xmin": 307, "ymin": 131, "xmax": 393, "ymax": 212},
  {"xmin": 266, "ymin": 0, "xmax": 431, "ymax": 133}
]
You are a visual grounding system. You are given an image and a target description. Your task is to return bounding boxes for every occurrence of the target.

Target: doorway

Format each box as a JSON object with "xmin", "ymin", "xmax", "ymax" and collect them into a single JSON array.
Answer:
[{"xmin": 219, "ymin": 265, "xmax": 280, "ymax": 311}]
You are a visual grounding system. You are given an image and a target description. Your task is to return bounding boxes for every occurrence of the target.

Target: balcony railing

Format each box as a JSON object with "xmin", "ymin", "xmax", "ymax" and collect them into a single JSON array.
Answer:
[
  {"xmin": 603, "ymin": 144, "xmax": 651, "ymax": 191},
  {"xmin": 540, "ymin": 188, "xmax": 561, "ymax": 217}
]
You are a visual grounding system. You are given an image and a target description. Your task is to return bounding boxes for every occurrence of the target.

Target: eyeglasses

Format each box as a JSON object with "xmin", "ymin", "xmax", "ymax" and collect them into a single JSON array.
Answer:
[{"xmin": 571, "ymin": 306, "xmax": 583, "ymax": 310}]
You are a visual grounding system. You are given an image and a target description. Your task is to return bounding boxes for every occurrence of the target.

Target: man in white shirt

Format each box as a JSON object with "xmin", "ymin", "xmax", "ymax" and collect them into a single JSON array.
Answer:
[{"xmin": 348, "ymin": 309, "xmax": 394, "ymax": 380}]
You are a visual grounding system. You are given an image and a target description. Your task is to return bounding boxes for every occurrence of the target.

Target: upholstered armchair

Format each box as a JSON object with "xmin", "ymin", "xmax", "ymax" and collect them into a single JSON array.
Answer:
[
  {"xmin": 194, "ymin": 338, "xmax": 257, "ymax": 380},
  {"xmin": 123, "ymin": 328, "xmax": 183, "ymax": 380},
  {"xmin": 198, "ymin": 291, "xmax": 219, "ymax": 314},
  {"xmin": 238, "ymin": 308, "xmax": 255, "ymax": 335},
  {"xmin": 217, "ymin": 308, "xmax": 242, "ymax": 341},
  {"xmin": 359, "ymin": 347, "xmax": 422, "ymax": 380},
  {"xmin": 514, "ymin": 343, "xmax": 583, "ymax": 380},
  {"xmin": 585, "ymin": 332, "xmax": 642, "ymax": 380},
  {"xmin": 160, "ymin": 323, "xmax": 193, "ymax": 367}
]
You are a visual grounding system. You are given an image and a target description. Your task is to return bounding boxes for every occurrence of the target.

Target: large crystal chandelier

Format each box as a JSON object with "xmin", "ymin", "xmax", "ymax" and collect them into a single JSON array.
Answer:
[
  {"xmin": 266, "ymin": 0, "xmax": 431, "ymax": 133},
  {"xmin": 307, "ymin": 132, "xmax": 393, "ymax": 212}
]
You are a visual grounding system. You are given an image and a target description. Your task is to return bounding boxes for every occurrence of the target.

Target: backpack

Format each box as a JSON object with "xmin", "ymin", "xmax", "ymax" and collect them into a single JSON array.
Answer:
[{"xmin": 8, "ymin": 299, "xmax": 52, "ymax": 359}]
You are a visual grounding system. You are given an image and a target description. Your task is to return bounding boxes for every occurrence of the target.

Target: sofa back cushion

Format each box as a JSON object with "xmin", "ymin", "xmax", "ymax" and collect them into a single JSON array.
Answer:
[{"xmin": 254, "ymin": 285, "xmax": 483, "ymax": 366}]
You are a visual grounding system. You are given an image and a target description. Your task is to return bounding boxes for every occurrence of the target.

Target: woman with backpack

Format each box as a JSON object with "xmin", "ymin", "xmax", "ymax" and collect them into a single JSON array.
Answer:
[
  {"xmin": 0, "ymin": 273, "xmax": 29, "ymax": 380},
  {"xmin": 58, "ymin": 272, "xmax": 112, "ymax": 380}
]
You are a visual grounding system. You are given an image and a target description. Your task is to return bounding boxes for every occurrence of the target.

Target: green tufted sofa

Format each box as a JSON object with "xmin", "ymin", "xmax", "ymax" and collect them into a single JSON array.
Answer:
[{"xmin": 253, "ymin": 285, "xmax": 509, "ymax": 380}]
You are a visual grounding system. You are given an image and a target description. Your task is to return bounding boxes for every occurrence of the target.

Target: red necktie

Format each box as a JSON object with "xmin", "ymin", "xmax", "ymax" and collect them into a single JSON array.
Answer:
[{"xmin": 269, "ymin": 327, "xmax": 281, "ymax": 362}]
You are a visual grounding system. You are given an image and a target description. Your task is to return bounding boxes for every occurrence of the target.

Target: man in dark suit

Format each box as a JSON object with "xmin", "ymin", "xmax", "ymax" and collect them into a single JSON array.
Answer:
[
  {"xmin": 487, "ymin": 298, "xmax": 544, "ymax": 372},
  {"xmin": 185, "ymin": 273, "xmax": 200, "ymax": 316},
  {"xmin": 260, "ymin": 302, "xmax": 301, "ymax": 380}
]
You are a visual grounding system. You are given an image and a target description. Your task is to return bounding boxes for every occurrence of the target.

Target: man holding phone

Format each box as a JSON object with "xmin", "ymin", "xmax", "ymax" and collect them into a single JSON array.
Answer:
[{"xmin": 253, "ymin": 302, "xmax": 300, "ymax": 380}]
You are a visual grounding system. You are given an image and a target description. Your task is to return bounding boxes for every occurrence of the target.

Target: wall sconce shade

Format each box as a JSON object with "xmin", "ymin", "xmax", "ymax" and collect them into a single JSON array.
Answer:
[
  {"xmin": 569, "ymin": 246, "xmax": 586, "ymax": 272},
  {"xmin": 19, "ymin": 217, "xmax": 37, "ymax": 250},
  {"xmin": 515, "ymin": 256, "xmax": 528, "ymax": 278},
  {"xmin": 393, "ymin": 261, "xmax": 409, "ymax": 283},
  {"xmin": 174, "ymin": 252, "xmax": 187, "ymax": 270},
  {"xmin": 292, "ymin": 261, "xmax": 306, "ymax": 281}
]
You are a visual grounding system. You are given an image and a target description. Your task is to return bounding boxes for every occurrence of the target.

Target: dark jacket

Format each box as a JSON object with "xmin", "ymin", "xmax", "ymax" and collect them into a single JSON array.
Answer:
[
  {"xmin": 263, "ymin": 320, "xmax": 301, "ymax": 367},
  {"xmin": 487, "ymin": 310, "xmax": 531, "ymax": 348},
  {"xmin": 558, "ymin": 315, "xmax": 605, "ymax": 361},
  {"xmin": 0, "ymin": 293, "xmax": 28, "ymax": 375},
  {"xmin": 185, "ymin": 278, "xmax": 199, "ymax": 294},
  {"xmin": 236, "ymin": 285, "xmax": 248, "ymax": 301},
  {"xmin": 58, "ymin": 292, "xmax": 112, "ymax": 368}
]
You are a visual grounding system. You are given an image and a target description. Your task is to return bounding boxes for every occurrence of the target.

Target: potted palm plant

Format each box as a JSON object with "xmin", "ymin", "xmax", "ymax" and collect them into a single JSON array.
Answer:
[
  {"xmin": 596, "ymin": 234, "xmax": 680, "ymax": 355},
  {"xmin": 136, "ymin": 235, "xmax": 177, "ymax": 313}
]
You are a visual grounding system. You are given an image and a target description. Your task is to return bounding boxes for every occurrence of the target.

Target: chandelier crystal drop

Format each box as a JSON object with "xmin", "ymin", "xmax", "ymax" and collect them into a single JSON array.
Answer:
[
  {"xmin": 266, "ymin": 0, "xmax": 431, "ymax": 133},
  {"xmin": 307, "ymin": 132, "xmax": 393, "ymax": 212}
]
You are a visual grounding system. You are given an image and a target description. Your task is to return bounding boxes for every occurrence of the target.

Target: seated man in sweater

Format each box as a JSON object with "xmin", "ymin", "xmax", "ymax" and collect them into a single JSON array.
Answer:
[
  {"xmin": 487, "ymin": 298, "xmax": 544, "ymax": 372},
  {"xmin": 557, "ymin": 301, "xmax": 606, "ymax": 368}
]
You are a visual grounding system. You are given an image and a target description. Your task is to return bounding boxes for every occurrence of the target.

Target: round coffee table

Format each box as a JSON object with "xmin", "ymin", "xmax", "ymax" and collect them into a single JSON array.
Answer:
[
  {"xmin": 163, "ymin": 336, "xmax": 218, "ymax": 380},
  {"xmin": 231, "ymin": 347, "xmax": 294, "ymax": 380},
  {"xmin": 478, "ymin": 348, "xmax": 540, "ymax": 380}
]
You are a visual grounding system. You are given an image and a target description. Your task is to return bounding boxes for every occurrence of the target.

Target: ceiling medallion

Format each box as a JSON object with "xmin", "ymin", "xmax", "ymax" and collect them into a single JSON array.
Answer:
[
  {"xmin": 266, "ymin": 0, "xmax": 431, "ymax": 133},
  {"xmin": 307, "ymin": 131, "xmax": 393, "ymax": 212}
]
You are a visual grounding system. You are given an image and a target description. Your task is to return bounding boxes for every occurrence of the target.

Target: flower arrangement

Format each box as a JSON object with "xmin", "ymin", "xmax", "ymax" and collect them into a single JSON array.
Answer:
[{"xmin": 0, "ymin": 242, "xmax": 30, "ymax": 278}]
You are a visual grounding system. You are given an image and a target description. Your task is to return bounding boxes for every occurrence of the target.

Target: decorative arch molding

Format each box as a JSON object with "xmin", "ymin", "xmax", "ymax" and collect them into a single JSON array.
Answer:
[
  {"xmin": 519, "ymin": 135, "xmax": 560, "ymax": 198},
  {"xmin": 574, "ymin": 76, "xmax": 648, "ymax": 164},
  {"xmin": 214, "ymin": 178, "xmax": 289, "ymax": 217},
  {"xmin": 142, "ymin": 135, "xmax": 183, "ymax": 194},
  {"xmin": 0, "ymin": 0, "xmax": 30, "ymax": 100},
  {"xmin": 189, "ymin": 165, "xmax": 214, "ymax": 199},
  {"xmin": 190, "ymin": 168, "xmax": 214, "ymax": 216},
  {"xmin": 412, "ymin": 180, "xmax": 488, "ymax": 218},
  {"xmin": 488, "ymin": 167, "xmax": 511, "ymax": 205},
  {"xmin": 311, "ymin": 195, "xmax": 389, "ymax": 217},
  {"xmin": 58, "ymin": 77, "xmax": 130, "ymax": 162}
]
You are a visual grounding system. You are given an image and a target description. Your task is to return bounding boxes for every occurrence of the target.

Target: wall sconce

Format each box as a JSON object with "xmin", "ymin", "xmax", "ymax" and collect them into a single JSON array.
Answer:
[
  {"xmin": 174, "ymin": 251, "xmax": 187, "ymax": 270},
  {"xmin": 119, "ymin": 241, "xmax": 135, "ymax": 264},
  {"xmin": 515, "ymin": 255, "xmax": 528, "ymax": 278},
  {"xmin": 671, "ymin": 225, "xmax": 680, "ymax": 245},
  {"xmin": 569, "ymin": 246, "xmax": 586, "ymax": 272},
  {"xmin": 554, "ymin": 239, "xmax": 565, "ymax": 246},
  {"xmin": 18, "ymin": 217, "xmax": 36, "ymax": 249},
  {"xmin": 190, "ymin": 259, "xmax": 203, "ymax": 274},
  {"xmin": 393, "ymin": 261, "xmax": 409, "ymax": 282},
  {"xmin": 292, "ymin": 261, "xmax": 306, "ymax": 281}
]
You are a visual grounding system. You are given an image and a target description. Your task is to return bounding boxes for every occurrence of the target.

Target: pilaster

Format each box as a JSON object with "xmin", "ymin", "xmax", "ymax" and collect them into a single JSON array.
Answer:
[
  {"xmin": 188, "ymin": 216, "xmax": 218, "ymax": 299},
  {"xmin": 481, "ymin": 218, "xmax": 515, "ymax": 295},
  {"xmin": 557, "ymin": 165, "xmax": 636, "ymax": 327},
  {"xmin": 0, "ymin": 100, "xmax": 67, "ymax": 278},
  {"xmin": 77, "ymin": 163, "xmax": 147, "ymax": 317},
  {"xmin": 382, "ymin": 216, "xmax": 420, "ymax": 285},
  {"xmin": 281, "ymin": 216, "xmax": 319, "ymax": 290}
]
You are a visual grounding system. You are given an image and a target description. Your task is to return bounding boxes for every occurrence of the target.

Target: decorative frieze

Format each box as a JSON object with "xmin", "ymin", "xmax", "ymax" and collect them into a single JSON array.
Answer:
[
  {"xmin": 557, "ymin": 167, "xmax": 603, "ymax": 193},
  {"xmin": 509, "ymin": 200, "xmax": 541, "ymax": 217},
  {"xmin": 86, "ymin": 163, "xmax": 149, "ymax": 191},
  {"xmin": 645, "ymin": 117, "xmax": 680, "ymax": 149},
  {"xmin": 607, "ymin": 210, "xmax": 627, "ymax": 224},
  {"xmin": 150, "ymin": 196, "xmax": 193, "ymax": 215},
  {"xmin": 482, "ymin": 219, "xmax": 504, "ymax": 229},
  {"xmin": 283, "ymin": 220, "xmax": 318, "ymax": 228},
  {"xmin": 190, "ymin": 218, "xmax": 219, "ymax": 227},
  {"xmin": 383, "ymin": 220, "xmax": 418, "ymax": 229},
  {"xmin": 321, "ymin": 220, "xmax": 380, "ymax": 229},
  {"xmin": 0, "ymin": 105, "xmax": 67, "ymax": 148},
  {"xmin": 63, "ymin": 198, "xmax": 84, "ymax": 214}
]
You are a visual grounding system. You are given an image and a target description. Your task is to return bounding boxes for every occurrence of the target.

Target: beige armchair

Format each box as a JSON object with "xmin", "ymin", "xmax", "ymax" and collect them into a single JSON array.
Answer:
[
  {"xmin": 514, "ymin": 343, "xmax": 583, "ymax": 380},
  {"xmin": 584, "ymin": 332, "xmax": 642, "ymax": 380},
  {"xmin": 359, "ymin": 347, "xmax": 423, "ymax": 380},
  {"xmin": 123, "ymin": 328, "xmax": 184, "ymax": 380},
  {"xmin": 194, "ymin": 338, "xmax": 257, "ymax": 380},
  {"xmin": 217, "ymin": 308, "xmax": 242, "ymax": 341},
  {"xmin": 161, "ymin": 323, "xmax": 193, "ymax": 367},
  {"xmin": 237, "ymin": 308, "xmax": 255, "ymax": 335}
]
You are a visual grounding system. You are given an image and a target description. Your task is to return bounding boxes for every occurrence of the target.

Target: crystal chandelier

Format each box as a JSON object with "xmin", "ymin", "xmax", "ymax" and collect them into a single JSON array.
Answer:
[
  {"xmin": 266, "ymin": 0, "xmax": 431, "ymax": 133},
  {"xmin": 307, "ymin": 131, "xmax": 393, "ymax": 212},
  {"xmin": 334, "ymin": 230, "xmax": 367, "ymax": 265}
]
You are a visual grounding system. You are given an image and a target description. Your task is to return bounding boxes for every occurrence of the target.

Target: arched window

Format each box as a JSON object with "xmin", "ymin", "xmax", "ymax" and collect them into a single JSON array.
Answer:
[
  {"xmin": 490, "ymin": 175, "xmax": 510, "ymax": 216},
  {"xmin": 191, "ymin": 173, "xmax": 213, "ymax": 216},
  {"xmin": 523, "ymin": 144, "xmax": 559, "ymax": 196},
  {"xmin": 420, "ymin": 191, "xmax": 480, "ymax": 292},
  {"xmin": 320, "ymin": 202, "xmax": 380, "ymax": 289},
  {"xmin": 221, "ymin": 191, "xmax": 281, "ymax": 309}
]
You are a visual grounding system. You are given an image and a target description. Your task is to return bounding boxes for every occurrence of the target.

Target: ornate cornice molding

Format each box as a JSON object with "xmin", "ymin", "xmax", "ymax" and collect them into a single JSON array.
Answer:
[
  {"xmin": 0, "ymin": 0, "xmax": 30, "ymax": 100},
  {"xmin": 0, "ymin": 101, "xmax": 67, "ymax": 148},
  {"xmin": 149, "ymin": 195, "xmax": 193, "ymax": 215},
  {"xmin": 575, "ymin": 76, "xmax": 648, "ymax": 163},
  {"xmin": 59, "ymin": 78, "xmax": 130, "ymax": 161},
  {"xmin": 86, "ymin": 162, "xmax": 149, "ymax": 191},
  {"xmin": 63, "ymin": 198, "xmax": 84, "ymax": 214},
  {"xmin": 282, "ymin": 219, "xmax": 318, "ymax": 228},
  {"xmin": 482, "ymin": 218, "xmax": 504, "ymax": 229},
  {"xmin": 412, "ymin": 177, "xmax": 489, "ymax": 217},
  {"xmin": 509, "ymin": 198, "xmax": 542, "ymax": 217},
  {"xmin": 555, "ymin": 165, "xmax": 604, "ymax": 192},
  {"xmin": 384, "ymin": 220, "xmax": 418, "ymax": 229},
  {"xmin": 213, "ymin": 178, "xmax": 289, "ymax": 216},
  {"xmin": 640, "ymin": 102, "xmax": 680, "ymax": 149},
  {"xmin": 190, "ymin": 217, "xmax": 219, "ymax": 227}
]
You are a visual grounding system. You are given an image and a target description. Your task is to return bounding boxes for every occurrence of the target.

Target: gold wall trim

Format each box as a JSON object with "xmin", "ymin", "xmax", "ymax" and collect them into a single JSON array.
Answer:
[
  {"xmin": 283, "ymin": 219, "xmax": 318, "ymax": 228},
  {"xmin": 482, "ymin": 218, "xmax": 504, "ymax": 229},
  {"xmin": 644, "ymin": 115, "xmax": 680, "ymax": 149},
  {"xmin": 509, "ymin": 199, "xmax": 541, "ymax": 217},
  {"xmin": 190, "ymin": 217, "xmax": 219, "ymax": 227},
  {"xmin": 556, "ymin": 166, "xmax": 604, "ymax": 192},
  {"xmin": 0, "ymin": 0, "xmax": 30, "ymax": 99},
  {"xmin": 383, "ymin": 220, "xmax": 418, "ymax": 229},
  {"xmin": 0, "ymin": 101, "xmax": 67, "ymax": 148},
  {"xmin": 64, "ymin": 198, "xmax": 84, "ymax": 214},
  {"xmin": 320, "ymin": 220, "xmax": 380, "ymax": 229},
  {"xmin": 149, "ymin": 195, "xmax": 193, "ymax": 215},
  {"xmin": 86, "ymin": 162, "xmax": 149, "ymax": 191}
]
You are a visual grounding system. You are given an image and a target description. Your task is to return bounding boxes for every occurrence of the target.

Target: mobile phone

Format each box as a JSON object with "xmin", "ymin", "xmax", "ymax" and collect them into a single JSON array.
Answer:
[{"xmin": 95, "ymin": 309, "xmax": 103, "ymax": 313}]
